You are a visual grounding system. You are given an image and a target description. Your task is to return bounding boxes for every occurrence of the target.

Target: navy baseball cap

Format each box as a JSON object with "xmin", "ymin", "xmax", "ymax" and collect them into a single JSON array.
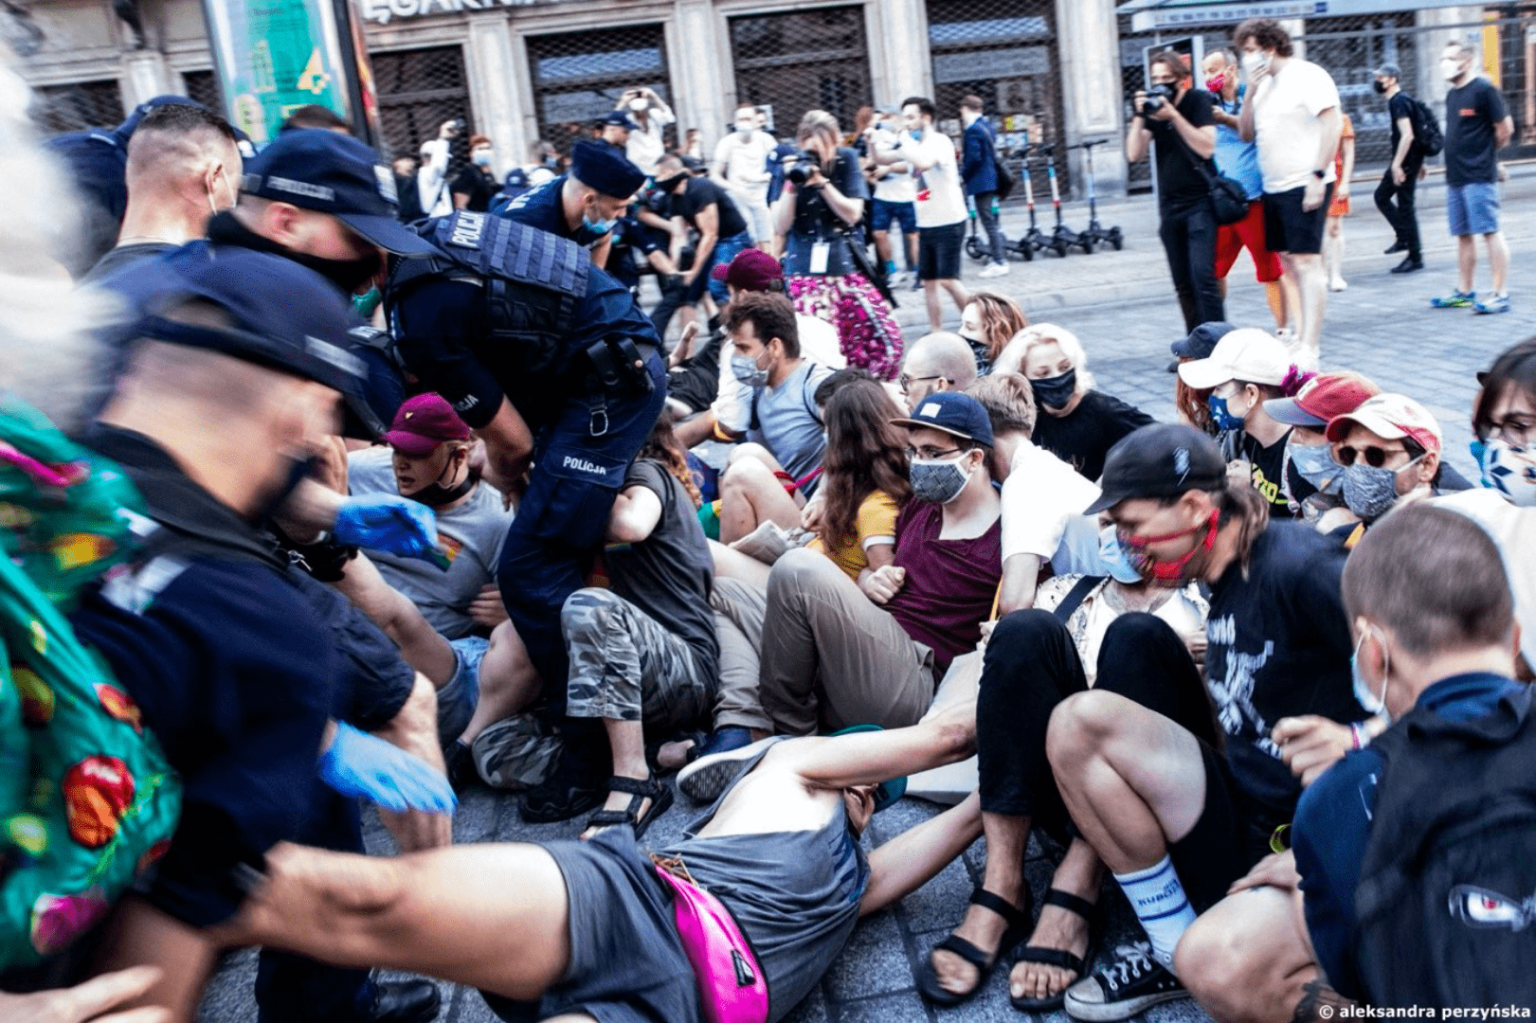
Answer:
[
  {"xmin": 1085, "ymin": 424, "xmax": 1227, "ymax": 515},
  {"xmin": 242, "ymin": 129, "xmax": 439, "ymax": 257},
  {"xmin": 891, "ymin": 391, "xmax": 995, "ymax": 448},
  {"xmin": 107, "ymin": 243, "xmax": 370, "ymax": 398},
  {"xmin": 601, "ymin": 110, "xmax": 640, "ymax": 131},
  {"xmin": 570, "ymin": 139, "xmax": 646, "ymax": 198},
  {"xmin": 1172, "ymin": 320, "xmax": 1235, "ymax": 361}
]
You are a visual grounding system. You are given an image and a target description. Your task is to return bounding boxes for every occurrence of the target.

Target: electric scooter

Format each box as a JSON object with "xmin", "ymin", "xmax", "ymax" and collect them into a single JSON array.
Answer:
[
  {"xmin": 1042, "ymin": 143, "xmax": 1080, "ymax": 257},
  {"xmin": 1005, "ymin": 144, "xmax": 1040, "ymax": 261},
  {"xmin": 1072, "ymin": 138, "xmax": 1123, "ymax": 252},
  {"xmin": 965, "ymin": 200, "xmax": 989, "ymax": 261}
]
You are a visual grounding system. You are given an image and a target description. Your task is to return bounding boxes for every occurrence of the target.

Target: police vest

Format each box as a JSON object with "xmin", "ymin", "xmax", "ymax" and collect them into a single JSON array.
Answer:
[{"xmin": 390, "ymin": 210, "xmax": 590, "ymax": 377}]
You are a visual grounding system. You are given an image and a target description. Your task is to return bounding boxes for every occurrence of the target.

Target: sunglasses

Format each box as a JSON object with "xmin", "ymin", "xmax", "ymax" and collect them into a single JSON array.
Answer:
[{"xmin": 1335, "ymin": 444, "xmax": 1411, "ymax": 469}]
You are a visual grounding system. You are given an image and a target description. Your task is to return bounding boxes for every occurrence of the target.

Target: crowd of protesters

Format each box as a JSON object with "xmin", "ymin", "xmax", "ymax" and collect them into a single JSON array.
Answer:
[{"xmin": 1, "ymin": 14, "xmax": 1533, "ymax": 1023}]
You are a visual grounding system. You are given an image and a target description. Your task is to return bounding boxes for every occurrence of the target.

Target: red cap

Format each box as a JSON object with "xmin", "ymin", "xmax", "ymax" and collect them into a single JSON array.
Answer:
[
  {"xmin": 381, "ymin": 393, "xmax": 471, "ymax": 456},
  {"xmin": 1262, "ymin": 371, "xmax": 1381, "ymax": 428},
  {"xmin": 709, "ymin": 248, "xmax": 784, "ymax": 291},
  {"xmin": 1325, "ymin": 393, "xmax": 1443, "ymax": 455}
]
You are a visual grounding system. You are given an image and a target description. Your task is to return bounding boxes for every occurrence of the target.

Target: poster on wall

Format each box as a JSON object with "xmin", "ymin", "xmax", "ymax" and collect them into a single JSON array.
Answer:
[{"xmin": 201, "ymin": 0, "xmax": 379, "ymax": 147}]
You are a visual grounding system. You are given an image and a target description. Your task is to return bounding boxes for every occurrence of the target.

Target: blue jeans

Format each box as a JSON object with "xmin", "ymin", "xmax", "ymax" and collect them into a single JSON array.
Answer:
[{"xmin": 703, "ymin": 231, "xmax": 754, "ymax": 304}]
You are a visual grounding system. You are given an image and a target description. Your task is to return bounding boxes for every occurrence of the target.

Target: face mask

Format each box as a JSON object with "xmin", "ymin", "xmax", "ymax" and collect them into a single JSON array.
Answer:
[
  {"xmin": 1351, "ymin": 626, "xmax": 1390, "ymax": 717},
  {"xmin": 735, "ymin": 121, "xmax": 755, "ymax": 135},
  {"xmin": 1342, "ymin": 457, "xmax": 1422, "ymax": 521},
  {"xmin": 630, "ymin": 98, "xmax": 649, "ymax": 112},
  {"xmin": 908, "ymin": 129, "xmax": 924, "ymax": 141},
  {"xmin": 730, "ymin": 350, "xmax": 770, "ymax": 389},
  {"xmin": 1287, "ymin": 441, "xmax": 1344, "ymax": 494},
  {"xmin": 472, "ymin": 150, "xmax": 493, "ymax": 167},
  {"xmin": 656, "ymin": 173, "xmax": 689, "ymax": 193},
  {"xmin": 1116, "ymin": 510, "xmax": 1219, "ymax": 586},
  {"xmin": 1205, "ymin": 73, "xmax": 1226, "ymax": 93},
  {"xmin": 910, "ymin": 455, "xmax": 972, "ymax": 505},
  {"xmin": 1242, "ymin": 52, "xmax": 1270, "ymax": 77},
  {"xmin": 1442, "ymin": 58, "xmax": 1465, "ymax": 81},
  {"xmin": 1099, "ymin": 525, "xmax": 1149, "ymax": 585},
  {"xmin": 1029, "ymin": 369, "xmax": 1077, "ymax": 410},
  {"xmin": 1372, "ymin": 80, "xmax": 1388, "ymax": 94},
  {"xmin": 583, "ymin": 205, "xmax": 618, "ymax": 235},
  {"xmin": 406, "ymin": 456, "xmax": 478, "ymax": 507},
  {"xmin": 1481, "ymin": 438, "xmax": 1536, "ymax": 507}
]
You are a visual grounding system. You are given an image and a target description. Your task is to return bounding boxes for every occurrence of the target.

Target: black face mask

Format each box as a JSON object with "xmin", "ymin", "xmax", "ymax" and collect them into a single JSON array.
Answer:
[
  {"xmin": 1373, "ymin": 80, "xmax": 1388, "ymax": 94},
  {"xmin": 207, "ymin": 210, "xmax": 383, "ymax": 295},
  {"xmin": 655, "ymin": 173, "xmax": 689, "ymax": 194},
  {"xmin": 405, "ymin": 455, "xmax": 478, "ymax": 507},
  {"xmin": 1029, "ymin": 368, "xmax": 1078, "ymax": 410}
]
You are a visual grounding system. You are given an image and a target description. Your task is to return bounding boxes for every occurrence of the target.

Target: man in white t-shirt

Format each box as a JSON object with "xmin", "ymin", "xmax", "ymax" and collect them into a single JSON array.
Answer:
[
  {"xmin": 617, "ymin": 86, "xmax": 675, "ymax": 177},
  {"xmin": 873, "ymin": 96, "xmax": 971, "ymax": 332},
  {"xmin": 864, "ymin": 108, "xmax": 920, "ymax": 286},
  {"xmin": 712, "ymin": 103, "xmax": 778, "ymax": 248},
  {"xmin": 1236, "ymin": 18, "xmax": 1342, "ymax": 368}
]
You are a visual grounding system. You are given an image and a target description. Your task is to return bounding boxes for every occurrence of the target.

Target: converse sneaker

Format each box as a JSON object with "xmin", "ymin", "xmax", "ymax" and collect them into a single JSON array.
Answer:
[{"xmin": 1063, "ymin": 943, "xmax": 1188, "ymax": 1021}]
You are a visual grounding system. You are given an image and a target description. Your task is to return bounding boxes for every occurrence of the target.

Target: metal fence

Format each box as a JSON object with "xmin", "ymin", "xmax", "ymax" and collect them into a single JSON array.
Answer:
[
  {"xmin": 182, "ymin": 69, "xmax": 222, "ymax": 114},
  {"xmin": 524, "ymin": 24, "xmax": 675, "ymax": 158},
  {"xmin": 30, "ymin": 79, "xmax": 123, "ymax": 133},
  {"xmin": 373, "ymin": 44, "xmax": 474, "ymax": 164},
  {"xmin": 729, "ymin": 6, "xmax": 871, "ymax": 141}
]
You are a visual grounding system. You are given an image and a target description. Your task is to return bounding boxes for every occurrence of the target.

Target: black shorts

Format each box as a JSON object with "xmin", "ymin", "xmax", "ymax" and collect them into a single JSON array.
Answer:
[
  {"xmin": 1262, "ymin": 183, "xmax": 1333, "ymax": 255},
  {"xmin": 918, "ymin": 221, "xmax": 965, "ymax": 281},
  {"xmin": 1167, "ymin": 743, "xmax": 1276, "ymax": 912}
]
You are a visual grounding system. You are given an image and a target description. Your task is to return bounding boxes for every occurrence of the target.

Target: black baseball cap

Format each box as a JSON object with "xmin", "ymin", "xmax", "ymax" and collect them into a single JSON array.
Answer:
[
  {"xmin": 891, "ymin": 391, "xmax": 995, "ymax": 448},
  {"xmin": 107, "ymin": 243, "xmax": 370, "ymax": 398},
  {"xmin": 1084, "ymin": 423, "xmax": 1227, "ymax": 515},
  {"xmin": 242, "ymin": 129, "xmax": 440, "ymax": 257}
]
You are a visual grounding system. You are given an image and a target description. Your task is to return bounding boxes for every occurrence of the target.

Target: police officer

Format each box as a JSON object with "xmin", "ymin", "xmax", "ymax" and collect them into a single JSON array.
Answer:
[
  {"xmin": 386, "ymin": 210, "xmax": 667, "ymax": 715},
  {"xmin": 499, "ymin": 138, "xmax": 647, "ymax": 268}
]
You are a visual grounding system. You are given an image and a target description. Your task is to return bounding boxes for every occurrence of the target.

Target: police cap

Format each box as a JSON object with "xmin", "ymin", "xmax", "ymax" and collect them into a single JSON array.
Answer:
[{"xmin": 569, "ymin": 139, "xmax": 646, "ymax": 199}]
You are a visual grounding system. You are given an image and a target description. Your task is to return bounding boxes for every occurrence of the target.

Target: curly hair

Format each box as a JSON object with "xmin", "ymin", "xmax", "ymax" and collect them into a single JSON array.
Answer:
[
  {"xmin": 819, "ymin": 380, "xmax": 912, "ymax": 552},
  {"xmin": 639, "ymin": 414, "xmax": 702, "ymax": 509},
  {"xmin": 1233, "ymin": 18, "xmax": 1294, "ymax": 58}
]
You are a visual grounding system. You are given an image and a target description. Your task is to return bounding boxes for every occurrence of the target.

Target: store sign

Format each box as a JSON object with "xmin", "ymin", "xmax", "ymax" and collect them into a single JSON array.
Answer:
[
  {"xmin": 360, "ymin": 0, "xmax": 567, "ymax": 25},
  {"xmin": 933, "ymin": 46, "xmax": 1050, "ymax": 85}
]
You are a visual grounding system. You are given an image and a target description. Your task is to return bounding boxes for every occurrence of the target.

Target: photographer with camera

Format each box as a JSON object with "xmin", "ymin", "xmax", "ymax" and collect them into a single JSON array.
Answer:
[
  {"xmin": 774, "ymin": 109, "xmax": 902, "ymax": 379},
  {"xmin": 1128, "ymin": 50, "xmax": 1225, "ymax": 334},
  {"xmin": 415, "ymin": 118, "xmax": 460, "ymax": 220}
]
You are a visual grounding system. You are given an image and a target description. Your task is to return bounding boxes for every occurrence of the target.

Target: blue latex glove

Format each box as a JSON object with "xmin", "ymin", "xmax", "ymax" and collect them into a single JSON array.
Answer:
[
  {"xmin": 319, "ymin": 722, "xmax": 457, "ymax": 815},
  {"xmin": 333, "ymin": 494, "xmax": 438, "ymax": 558}
]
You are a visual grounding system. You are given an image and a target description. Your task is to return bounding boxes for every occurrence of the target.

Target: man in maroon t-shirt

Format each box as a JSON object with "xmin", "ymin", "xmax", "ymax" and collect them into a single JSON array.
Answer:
[{"xmin": 757, "ymin": 392, "xmax": 1003, "ymax": 735}]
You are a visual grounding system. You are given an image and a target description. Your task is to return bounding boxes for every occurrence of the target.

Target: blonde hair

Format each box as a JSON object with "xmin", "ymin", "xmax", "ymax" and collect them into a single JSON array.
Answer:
[{"xmin": 993, "ymin": 322, "xmax": 1096, "ymax": 392}]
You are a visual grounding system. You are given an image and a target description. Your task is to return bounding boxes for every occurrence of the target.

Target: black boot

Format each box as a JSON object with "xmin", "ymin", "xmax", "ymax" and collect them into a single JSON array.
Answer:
[{"xmin": 362, "ymin": 979, "xmax": 441, "ymax": 1023}]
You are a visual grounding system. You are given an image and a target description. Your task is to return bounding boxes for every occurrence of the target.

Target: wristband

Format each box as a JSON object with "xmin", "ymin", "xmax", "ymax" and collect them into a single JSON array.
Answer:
[{"xmin": 1349, "ymin": 722, "xmax": 1365, "ymax": 750}]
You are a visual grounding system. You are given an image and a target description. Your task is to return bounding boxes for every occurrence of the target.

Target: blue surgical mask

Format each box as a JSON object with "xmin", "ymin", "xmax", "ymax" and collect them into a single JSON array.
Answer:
[
  {"xmin": 1351, "ymin": 626, "xmax": 1389, "ymax": 718},
  {"xmin": 583, "ymin": 213, "xmax": 617, "ymax": 235},
  {"xmin": 730, "ymin": 351, "xmax": 770, "ymax": 389},
  {"xmin": 908, "ymin": 129, "xmax": 924, "ymax": 141},
  {"xmin": 1099, "ymin": 525, "xmax": 1149, "ymax": 585},
  {"xmin": 1287, "ymin": 441, "xmax": 1343, "ymax": 494},
  {"xmin": 472, "ymin": 150, "xmax": 493, "ymax": 168},
  {"xmin": 1207, "ymin": 394, "xmax": 1246, "ymax": 432},
  {"xmin": 909, "ymin": 456, "xmax": 972, "ymax": 504}
]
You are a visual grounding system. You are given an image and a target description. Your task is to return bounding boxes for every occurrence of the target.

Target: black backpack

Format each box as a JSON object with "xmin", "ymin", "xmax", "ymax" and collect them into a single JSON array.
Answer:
[
  {"xmin": 1353, "ymin": 685, "xmax": 1536, "ymax": 1008},
  {"xmin": 1409, "ymin": 96, "xmax": 1444, "ymax": 157}
]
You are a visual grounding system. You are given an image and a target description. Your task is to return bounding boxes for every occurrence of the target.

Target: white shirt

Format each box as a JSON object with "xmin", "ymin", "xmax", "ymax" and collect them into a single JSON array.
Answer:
[
  {"xmin": 1037, "ymin": 575, "xmax": 1209, "ymax": 687},
  {"xmin": 626, "ymin": 107, "xmax": 676, "ymax": 177},
  {"xmin": 416, "ymin": 138, "xmax": 454, "ymax": 217},
  {"xmin": 713, "ymin": 130, "xmax": 777, "ymax": 200},
  {"xmin": 906, "ymin": 130, "xmax": 967, "ymax": 228},
  {"xmin": 1000, "ymin": 443, "xmax": 1103, "ymax": 573},
  {"xmin": 1434, "ymin": 490, "xmax": 1536, "ymax": 670},
  {"xmin": 1252, "ymin": 57, "xmax": 1341, "ymax": 193},
  {"xmin": 870, "ymin": 128, "xmax": 916, "ymax": 203}
]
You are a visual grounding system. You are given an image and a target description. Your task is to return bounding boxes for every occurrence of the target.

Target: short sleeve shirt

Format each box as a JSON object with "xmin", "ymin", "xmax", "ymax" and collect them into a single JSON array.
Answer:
[
  {"xmin": 999, "ymin": 442, "xmax": 1102, "ymax": 563},
  {"xmin": 810, "ymin": 488, "xmax": 901, "ymax": 581},
  {"xmin": 1036, "ymin": 575, "xmax": 1208, "ymax": 687},
  {"xmin": 870, "ymin": 128, "xmax": 917, "ymax": 203},
  {"xmin": 908, "ymin": 132, "xmax": 967, "ymax": 228},
  {"xmin": 1253, "ymin": 58, "xmax": 1342, "ymax": 193},
  {"xmin": 1214, "ymin": 89, "xmax": 1263, "ymax": 201},
  {"xmin": 885, "ymin": 500, "xmax": 1003, "ymax": 674},
  {"xmin": 1387, "ymin": 91, "xmax": 1416, "ymax": 155},
  {"xmin": 746, "ymin": 360, "xmax": 834, "ymax": 485},
  {"xmin": 450, "ymin": 167, "xmax": 498, "ymax": 212},
  {"xmin": 1444, "ymin": 78, "xmax": 1509, "ymax": 186},
  {"xmin": 674, "ymin": 177, "xmax": 750, "ymax": 239},
  {"xmin": 346, "ymin": 448, "xmax": 513, "ymax": 639},
  {"xmin": 1030, "ymin": 391, "xmax": 1155, "ymax": 482},
  {"xmin": 785, "ymin": 148, "xmax": 869, "ymax": 276}
]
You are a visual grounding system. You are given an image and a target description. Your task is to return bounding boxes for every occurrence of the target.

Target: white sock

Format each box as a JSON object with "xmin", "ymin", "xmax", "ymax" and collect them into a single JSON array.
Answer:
[{"xmin": 1113, "ymin": 856, "xmax": 1196, "ymax": 971}]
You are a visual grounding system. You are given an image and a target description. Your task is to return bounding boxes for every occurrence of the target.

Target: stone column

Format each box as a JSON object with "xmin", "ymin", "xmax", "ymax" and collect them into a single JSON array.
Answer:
[
  {"xmin": 464, "ymin": 14, "xmax": 524, "ymax": 176},
  {"xmin": 1056, "ymin": 0, "xmax": 1125, "ymax": 196},
  {"xmin": 869, "ymin": 0, "xmax": 931, "ymax": 105},
  {"xmin": 120, "ymin": 50, "xmax": 178, "ymax": 108},
  {"xmin": 1416, "ymin": 6, "xmax": 1483, "ymax": 112},
  {"xmin": 670, "ymin": 0, "xmax": 729, "ymax": 159}
]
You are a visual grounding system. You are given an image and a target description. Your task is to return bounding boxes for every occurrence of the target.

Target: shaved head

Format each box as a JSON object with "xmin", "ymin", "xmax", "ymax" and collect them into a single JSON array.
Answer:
[
  {"xmin": 906, "ymin": 332, "xmax": 979, "ymax": 388},
  {"xmin": 122, "ymin": 104, "xmax": 243, "ymax": 232}
]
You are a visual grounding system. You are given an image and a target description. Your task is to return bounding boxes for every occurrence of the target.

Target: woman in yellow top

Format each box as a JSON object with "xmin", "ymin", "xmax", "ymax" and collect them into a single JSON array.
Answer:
[{"xmin": 808, "ymin": 378, "xmax": 913, "ymax": 581}]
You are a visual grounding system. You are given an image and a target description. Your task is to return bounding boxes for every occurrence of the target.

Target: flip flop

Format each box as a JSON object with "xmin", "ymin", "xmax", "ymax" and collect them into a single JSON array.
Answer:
[
  {"xmin": 1009, "ymin": 888, "xmax": 1103, "ymax": 1012},
  {"xmin": 916, "ymin": 886, "xmax": 1033, "ymax": 1006}
]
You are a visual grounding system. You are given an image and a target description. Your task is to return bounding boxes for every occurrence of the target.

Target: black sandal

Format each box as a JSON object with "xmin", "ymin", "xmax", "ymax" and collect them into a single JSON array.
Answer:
[
  {"xmin": 1009, "ymin": 888, "xmax": 1102, "ymax": 1012},
  {"xmin": 580, "ymin": 774, "xmax": 674, "ymax": 840},
  {"xmin": 916, "ymin": 886, "xmax": 1033, "ymax": 1006}
]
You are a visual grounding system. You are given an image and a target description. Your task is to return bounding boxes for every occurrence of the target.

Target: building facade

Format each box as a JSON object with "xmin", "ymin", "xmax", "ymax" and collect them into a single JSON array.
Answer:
[{"xmin": 12, "ymin": 0, "xmax": 1535, "ymax": 196}]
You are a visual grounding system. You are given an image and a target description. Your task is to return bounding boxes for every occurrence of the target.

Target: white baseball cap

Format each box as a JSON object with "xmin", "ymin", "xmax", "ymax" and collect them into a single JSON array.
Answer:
[{"xmin": 1178, "ymin": 328, "xmax": 1293, "ymax": 390}]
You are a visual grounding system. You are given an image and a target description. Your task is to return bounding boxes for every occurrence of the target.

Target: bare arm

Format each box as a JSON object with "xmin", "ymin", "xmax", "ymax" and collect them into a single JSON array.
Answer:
[
  {"xmin": 860, "ymin": 791, "xmax": 982, "ymax": 916},
  {"xmin": 588, "ymin": 233, "xmax": 613, "ymax": 268},
  {"xmin": 1125, "ymin": 110, "xmax": 1151, "ymax": 165},
  {"xmin": 1496, "ymin": 115, "xmax": 1514, "ymax": 149},
  {"xmin": 605, "ymin": 483, "xmax": 663, "ymax": 544},
  {"xmin": 475, "ymin": 396, "xmax": 534, "ymax": 494},
  {"xmin": 773, "ymin": 187, "xmax": 797, "ymax": 237},
  {"xmin": 817, "ymin": 178, "xmax": 864, "ymax": 228},
  {"xmin": 673, "ymin": 410, "xmax": 720, "ymax": 449},
  {"xmin": 997, "ymin": 552, "xmax": 1042, "ymax": 616},
  {"xmin": 334, "ymin": 551, "xmax": 457, "ymax": 686},
  {"xmin": 1239, "ymin": 80, "xmax": 1262, "ymax": 142},
  {"xmin": 1312, "ymin": 107, "xmax": 1343, "ymax": 182},
  {"xmin": 1391, "ymin": 115, "xmax": 1415, "ymax": 170},
  {"xmin": 95, "ymin": 897, "xmax": 221, "ymax": 1023},
  {"xmin": 769, "ymin": 695, "xmax": 977, "ymax": 792},
  {"xmin": 1168, "ymin": 110, "xmax": 1217, "ymax": 160},
  {"xmin": 685, "ymin": 203, "xmax": 720, "ymax": 283},
  {"xmin": 1337, "ymin": 131, "xmax": 1356, "ymax": 196}
]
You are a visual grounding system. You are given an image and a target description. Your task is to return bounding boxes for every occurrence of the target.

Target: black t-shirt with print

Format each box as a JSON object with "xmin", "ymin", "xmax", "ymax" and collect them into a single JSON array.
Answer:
[
  {"xmin": 450, "ymin": 167, "xmax": 498, "ymax": 213},
  {"xmin": 1031, "ymin": 390, "xmax": 1155, "ymax": 482},
  {"xmin": 1147, "ymin": 88, "xmax": 1217, "ymax": 214},
  {"xmin": 1238, "ymin": 428, "xmax": 1295, "ymax": 519}
]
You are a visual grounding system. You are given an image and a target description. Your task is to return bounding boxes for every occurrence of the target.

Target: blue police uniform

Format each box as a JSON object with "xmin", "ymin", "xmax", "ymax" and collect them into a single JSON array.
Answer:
[
  {"xmin": 388, "ymin": 211, "xmax": 666, "ymax": 701},
  {"xmin": 500, "ymin": 175, "xmax": 609, "ymax": 250},
  {"xmin": 604, "ymin": 208, "xmax": 665, "ymax": 293}
]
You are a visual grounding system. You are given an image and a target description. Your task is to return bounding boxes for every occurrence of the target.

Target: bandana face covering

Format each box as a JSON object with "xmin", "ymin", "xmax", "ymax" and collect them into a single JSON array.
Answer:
[{"xmin": 1116, "ymin": 510, "xmax": 1219, "ymax": 586}]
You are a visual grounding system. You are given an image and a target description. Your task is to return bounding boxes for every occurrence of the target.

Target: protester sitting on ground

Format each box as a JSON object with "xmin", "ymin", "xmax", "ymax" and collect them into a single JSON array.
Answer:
[
  {"xmin": 1261, "ymin": 370, "xmax": 1381, "ymax": 522},
  {"xmin": 995, "ymin": 323, "xmax": 1154, "ymax": 481},
  {"xmin": 80, "ymin": 103, "xmax": 243, "ymax": 283},
  {"xmin": 1179, "ymin": 327, "xmax": 1312, "ymax": 519},
  {"xmin": 968, "ymin": 373, "xmax": 1102, "ymax": 615},
  {"xmin": 714, "ymin": 292, "xmax": 835, "ymax": 542},
  {"xmin": 1317, "ymin": 392, "xmax": 1445, "ymax": 544},
  {"xmin": 754, "ymin": 392, "xmax": 1003, "ymax": 738},
  {"xmin": 1176, "ymin": 504, "xmax": 1529, "ymax": 1018},
  {"xmin": 1042, "ymin": 423, "xmax": 1361, "ymax": 1020},
  {"xmin": 1168, "ymin": 320, "xmax": 1234, "ymax": 433},
  {"xmin": 210, "ymin": 707, "xmax": 983, "ymax": 1023},
  {"xmin": 346, "ymin": 394, "xmax": 511, "ymax": 641},
  {"xmin": 959, "ymin": 292, "xmax": 1029, "ymax": 377},
  {"xmin": 900, "ymin": 331, "xmax": 979, "ymax": 412},
  {"xmin": 919, "ymin": 524, "xmax": 1214, "ymax": 1011}
]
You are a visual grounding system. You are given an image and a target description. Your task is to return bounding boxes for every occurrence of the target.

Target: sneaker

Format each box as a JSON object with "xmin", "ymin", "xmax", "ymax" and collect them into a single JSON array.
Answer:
[
  {"xmin": 976, "ymin": 263, "xmax": 1000, "ymax": 279},
  {"xmin": 889, "ymin": 270, "xmax": 909, "ymax": 287},
  {"xmin": 678, "ymin": 736, "xmax": 780, "ymax": 803},
  {"xmin": 1063, "ymin": 943, "xmax": 1189, "ymax": 1022},
  {"xmin": 1384, "ymin": 239, "xmax": 1408, "ymax": 255},
  {"xmin": 729, "ymin": 520, "xmax": 795, "ymax": 565},
  {"xmin": 910, "ymin": 275, "xmax": 923, "ymax": 291},
  {"xmin": 991, "ymin": 261, "xmax": 1011, "ymax": 276},
  {"xmin": 1474, "ymin": 294, "xmax": 1511, "ymax": 315},
  {"xmin": 1329, "ymin": 277, "xmax": 1348, "ymax": 292},
  {"xmin": 1430, "ymin": 289, "xmax": 1476, "ymax": 309}
]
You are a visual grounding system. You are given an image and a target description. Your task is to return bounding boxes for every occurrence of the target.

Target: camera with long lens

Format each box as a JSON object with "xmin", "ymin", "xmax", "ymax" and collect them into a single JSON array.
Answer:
[
  {"xmin": 1140, "ymin": 83, "xmax": 1178, "ymax": 114},
  {"xmin": 785, "ymin": 150, "xmax": 822, "ymax": 186}
]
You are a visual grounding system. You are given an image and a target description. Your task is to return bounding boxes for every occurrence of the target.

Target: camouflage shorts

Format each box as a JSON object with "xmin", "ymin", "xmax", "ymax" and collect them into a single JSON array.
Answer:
[
  {"xmin": 561, "ymin": 588, "xmax": 712, "ymax": 730},
  {"xmin": 471, "ymin": 714, "xmax": 563, "ymax": 791}
]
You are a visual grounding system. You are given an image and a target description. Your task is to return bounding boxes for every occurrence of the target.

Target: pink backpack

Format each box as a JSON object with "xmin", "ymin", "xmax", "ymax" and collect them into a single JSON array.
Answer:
[{"xmin": 653, "ymin": 865, "xmax": 770, "ymax": 1023}]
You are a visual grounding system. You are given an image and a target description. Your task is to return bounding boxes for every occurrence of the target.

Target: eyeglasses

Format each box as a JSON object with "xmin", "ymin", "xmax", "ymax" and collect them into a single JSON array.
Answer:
[
  {"xmin": 898, "ymin": 374, "xmax": 943, "ymax": 393},
  {"xmin": 1481, "ymin": 416, "xmax": 1534, "ymax": 448},
  {"xmin": 904, "ymin": 446, "xmax": 963, "ymax": 460},
  {"xmin": 1335, "ymin": 444, "xmax": 1411, "ymax": 469}
]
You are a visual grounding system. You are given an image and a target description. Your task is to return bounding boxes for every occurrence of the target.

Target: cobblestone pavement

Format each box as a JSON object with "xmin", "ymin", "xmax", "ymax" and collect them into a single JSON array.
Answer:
[{"xmin": 197, "ymin": 168, "xmax": 1535, "ymax": 1023}]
